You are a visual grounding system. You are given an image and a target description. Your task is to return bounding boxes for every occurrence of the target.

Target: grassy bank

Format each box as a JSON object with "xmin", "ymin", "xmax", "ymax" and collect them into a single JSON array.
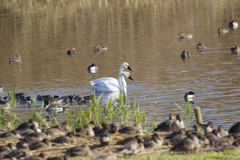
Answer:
[{"xmin": 116, "ymin": 150, "xmax": 240, "ymax": 160}]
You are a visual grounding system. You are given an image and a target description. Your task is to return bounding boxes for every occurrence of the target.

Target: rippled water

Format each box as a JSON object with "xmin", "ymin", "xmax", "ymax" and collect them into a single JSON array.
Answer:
[{"xmin": 0, "ymin": 0, "xmax": 240, "ymax": 129}]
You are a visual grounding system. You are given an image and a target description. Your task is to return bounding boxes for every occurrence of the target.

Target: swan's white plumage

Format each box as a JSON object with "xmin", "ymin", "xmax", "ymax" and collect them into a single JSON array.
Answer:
[
  {"xmin": 90, "ymin": 72, "xmax": 129, "ymax": 92},
  {"xmin": 90, "ymin": 62, "xmax": 132, "ymax": 93},
  {"xmin": 90, "ymin": 77, "xmax": 121, "ymax": 92}
]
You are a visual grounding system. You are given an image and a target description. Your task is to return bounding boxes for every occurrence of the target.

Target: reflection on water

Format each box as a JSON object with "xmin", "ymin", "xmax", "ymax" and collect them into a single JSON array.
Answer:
[
  {"xmin": 0, "ymin": 0, "xmax": 240, "ymax": 128},
  {"xmin": 94, "ymin": 91, "xmax": 120, "ymax": 105}
]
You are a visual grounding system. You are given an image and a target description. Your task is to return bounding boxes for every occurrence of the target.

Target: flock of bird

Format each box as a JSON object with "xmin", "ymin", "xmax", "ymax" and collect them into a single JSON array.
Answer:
[
  {"xmin": 0, "ymin": 114, "xmax": 240, "ymax": 159},
  {"xmin": 179, "ymin": 20, "xmax": 239, "ymax": 60},
  {"xmin": 2, "ymin": 17, "xmax": 239, "ymax": 159}
]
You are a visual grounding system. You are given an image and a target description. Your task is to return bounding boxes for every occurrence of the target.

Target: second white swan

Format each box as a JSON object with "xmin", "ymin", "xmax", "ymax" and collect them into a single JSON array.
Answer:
[{"xmin": 90, "ymin": 72, "xmax": 134, "ymax": 92}]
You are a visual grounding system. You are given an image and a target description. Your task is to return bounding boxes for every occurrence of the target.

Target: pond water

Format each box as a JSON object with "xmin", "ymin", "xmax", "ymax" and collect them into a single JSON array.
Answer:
[{"xmin": 0, "ymin": 0, "xmax": 240, "ymax": 129}]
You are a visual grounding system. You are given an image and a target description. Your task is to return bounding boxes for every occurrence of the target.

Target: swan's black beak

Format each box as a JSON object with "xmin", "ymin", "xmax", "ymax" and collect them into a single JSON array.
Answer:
[
  {"xmin": 128, "ymin": 75, "xmax": 134, "ymax": 81},
  {"xmin": 127, "ymin": 66, "xmax": 132, "ymax": 71}
]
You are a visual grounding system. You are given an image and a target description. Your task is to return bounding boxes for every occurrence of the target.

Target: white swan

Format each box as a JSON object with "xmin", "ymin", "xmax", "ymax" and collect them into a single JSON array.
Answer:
[
  {"xmin": 90, "ymin": 72, "xmax": 134, "ymax": 92},
  {"xmin": 118, "ymin": 62, "xmax": 132, "ymax": 88}
]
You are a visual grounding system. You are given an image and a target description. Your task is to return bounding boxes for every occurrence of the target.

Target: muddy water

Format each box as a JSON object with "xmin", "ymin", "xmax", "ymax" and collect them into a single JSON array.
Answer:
[{"xmin": 0, "ymin": 0, "xmax": 240, "ymax": 129}]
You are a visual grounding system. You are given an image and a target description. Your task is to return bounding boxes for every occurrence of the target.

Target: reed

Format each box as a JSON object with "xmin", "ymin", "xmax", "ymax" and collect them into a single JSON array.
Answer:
[
  {"xmin": 0, "ymin": 83, "xmax": 148, "ymax": 131},
  {"xmin": 174, "ymin": 101, "xmax": 193, "ymax": 127}
]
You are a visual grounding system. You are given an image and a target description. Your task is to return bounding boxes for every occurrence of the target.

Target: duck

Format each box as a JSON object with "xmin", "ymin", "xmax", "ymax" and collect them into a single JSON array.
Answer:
[
  {"xmin": 170, "ymin": 132, "xmax": 199, "ymax": 154},
  {"xmin": 99, "ymin": 132, "xmax": 113, "ymax": 146},
  {"xmin": 16, "ymin": 134, "xmax": 43, "ymax": 149},
  {"xmin": 198, "ymin": 121, "xmax": 214, "ymax": 134},
  {"xmin": 117, "ymin": 135, "xmax": 144, "ymax": 145},
  {"xmin": 18, "ymin": 124, "xmax": 42, "ymax": 136},
  {"xmin": 3, "ymin": 146, "xmax": 32, "ymax": 159},
  {"xmin": 154, "ymin": 113, "xmax": 176, "ymax": 132},
  {"xmin": 184, "ymin": 91, "xmax": 195, "ymax": 103},
  {"xmin": 0, "ymin": 143, "xmax": 16, "ymax": 153},
  {"xmin": 51, "ymin": 132, "xmax": 75, "ymax": 144},
  {"xmin": 231, "ymin": 46, "xmax": 240, "ymax": 53},
  {"xmin": 167, "ymin": 128, "xmax": 186, "ymax": 140},
  {"xmin": 218, "ymin": 27, "xmax": 229, "ymax": 33},
  {"xmin": 196, "ymin": 42, "xmax": 207, "ymax": 50},
  {"xmin": 0, "ymin": 102, "xmax": 11, "ymax": 111},
  {"xmin": 19, "ymin": 96, "xmax": 33, "ymax": 105},
  {"xmin": 91, "ymin": 150, "xmax": 117, "ymax": 160},
  {"xmin": 144, "ymin": 133, "xmax": 163, "ymax": 149},
  {"xmin": 214, "ymin": 141, "xmax": 240, "ymax": 152},
  {"xmin": 61, "ymin": 122, "xmax": 72, "ymax": 132},
  {"xmin": 44, "ymin": 97, "xmax": 63, "ymax": 105},
  {"xmin": 90, "ymin": 71, "xmax": 134, "ymax": 93},
  {"xmin": 44, "ymin": 103, "xmax": 67, "ymax": 112},
  {"xmin": 15, "ymin": 92, "xmax": 24, "ymax": 98},
  {"xmin": 189, "ymin": 124, "xmax": 203, "ymax": 138},
  {"xmin": 24, "ymin": 129, "xmax": 51, "ymax": 140},
  {"xmin": 16, "ymin": 118, "xmax": 39, "ymax": 131},
  {"xmin": 180, "ymin": 51, "xmax": 190, "ymax": 59},
  {"xmin": 0, "ymin": 130, "xmax": 21, "ymax": 138},
  {"xmin": 94, "ymin": 44, "xmax": 107, "ymax": 52},
  {"xmin": 75, "ymin": 124, "xmax": 95, "ymax": 136},
  {"xmin": 229, "ymin": 122, "xmax": 240, "ymax": 134},
  {"xmin": 66, "ymin": 144, "xmax": 91, "ymax": 157},
  {"xmin": 0, "ymin": 97, "xmax": 6, "ymax": 104},
  {"xmin": 28, "ymin": 138, "xmax": 51, "ymax": 150},
  {"xmin": 25, "ymin": 152, "xmax": 46, "ymax": 160},
  {"xmin": 229, "ymin": 20, "xmax": 238, "ymax": 28},
  {"xmin": 67, "ymin": 48, "xmax": 76, "ymax": 55},
  {"xmin": 213, "ymin": 135, "xmax": 234, "ymax": 146},
  {"xmin": 37, "ymin": 95, "xmax": 52, "ymax": 101},
  {"xmin": 172, "ymin": 114, "xmax": 185, "ymax": 132},
  {"xmin": 95, "ymin": 123, "xmax": 118, "ymax": 136},
  {"xmin": 118, "ymin": 123, "xmax": 142, "ymax": 134},
  {"xmin": 77, "ymin": 96, "xmax": 92, "ymax": 104},
  {"xmin": 47, "ymin": 125, "xmax": 65, "ymax": 136},
  {"xmin": 179, "ymin": 32, "xmax": 193, "ymax": 39},
  {"xmin": 117, "ymin": 137, "xmax": 144, "ymax": 155},
  {"xmin": 47, "ymin": 154, "xmax": 69, "ymax": 160},
  {"xmin": 218, "ymin": 125, "xmax": 228, "ymax": 137},
  {"xmin": 206, "ymin": 129, "xmax": 220, "ymax": 144},
  {"xmin": 60, "ymin": 94, "xmax": 76, "ymax": 101},
  {"xmin": 88, "ymin": 63, "xmax": 98, "ymax": 74},
  {"xmin": 171, "ymin": 129, "xmax": 188, "ymax": 145},
  {"xmin": 9, "ymin": 55, "xmax": 21, "ymax": 63},
  {"xmin": 0, "ymin": 86, "xmax": 3, "ymax": 92}
]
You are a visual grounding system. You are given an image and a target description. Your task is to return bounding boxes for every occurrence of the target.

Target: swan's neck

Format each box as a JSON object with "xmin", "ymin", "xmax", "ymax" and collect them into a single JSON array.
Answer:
[
  {"xmin": 119, "ymin": 66, "xmax": 127, "ymax": 91},
  {"xmin": 119, "ymin": 65, "xmax": 124, "ymax": 74},
  {"xmin": 118, "ymin": 74, "xmax": 127, "ymax": 91}
]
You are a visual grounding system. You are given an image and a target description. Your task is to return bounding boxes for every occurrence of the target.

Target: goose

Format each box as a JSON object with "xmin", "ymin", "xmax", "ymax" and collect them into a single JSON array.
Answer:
[{"xmin": 90, "ymin": 72, "xmax": 134, "ymax": 92}]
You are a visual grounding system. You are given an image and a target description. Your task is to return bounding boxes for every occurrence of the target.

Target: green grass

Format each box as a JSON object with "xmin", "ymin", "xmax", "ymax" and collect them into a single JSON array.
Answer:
[
  {"xmin": 0, "ymin": 83, "xmax": 147, "ymax": 131},
  {"xmin": 115, "ymin": 150, "xmax": 240, "ymax": 160},
  {"xmin": 67, "ymin": 150, "xmax": 240, "ymax": 160}
]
